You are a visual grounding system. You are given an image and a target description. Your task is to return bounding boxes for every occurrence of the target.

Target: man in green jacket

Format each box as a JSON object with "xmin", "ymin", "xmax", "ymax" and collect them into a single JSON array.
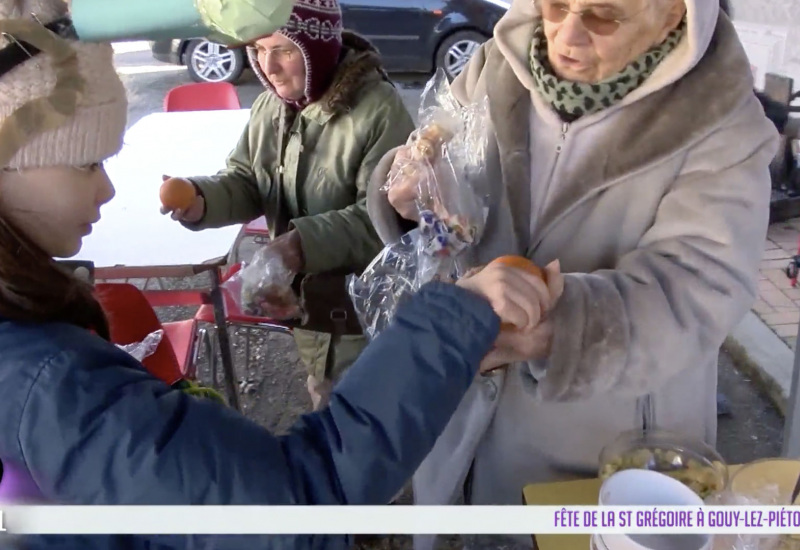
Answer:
[{"xmin": 162, "ymin": 0, "xmax": 415, "ymax": 409}]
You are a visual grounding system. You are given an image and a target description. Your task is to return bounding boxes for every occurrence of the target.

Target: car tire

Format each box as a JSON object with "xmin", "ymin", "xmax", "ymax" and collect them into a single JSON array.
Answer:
[
  {"xmin": 435, "ymin": 30, "xmax": 487, "ymax": 80},
  {"xmin": 185, "ymin": 39, "xmax": 245, "ymax": 84}
]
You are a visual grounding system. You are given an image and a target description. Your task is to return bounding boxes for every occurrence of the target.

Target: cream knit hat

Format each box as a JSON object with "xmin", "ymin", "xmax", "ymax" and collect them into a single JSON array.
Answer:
[{"xmin": 0, "ymin": 0, "xmax": 127, "ymax": 170}]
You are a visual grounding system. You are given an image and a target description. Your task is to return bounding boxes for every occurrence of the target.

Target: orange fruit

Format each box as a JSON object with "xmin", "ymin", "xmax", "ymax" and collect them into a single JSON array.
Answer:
[
  {"xmin": 489, "ymin": 255, "xmax": 547, "ymax": 331},
  {"xmin": 490, "ymin": 255, "xmax": 547, "ymax": 282},
  {"xmin": 159, "ymin": 177, "xmax": 196, "ymax": 211}
]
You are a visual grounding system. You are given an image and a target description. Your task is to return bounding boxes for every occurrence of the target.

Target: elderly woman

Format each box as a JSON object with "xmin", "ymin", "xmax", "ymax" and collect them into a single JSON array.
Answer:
[
  {"xmin": 162, "ymin": 0, "xmax": 415, "ymax": 411},
  {"xmin": 367, "ymin": 0, "xmax": 777, "ymax": 547}
]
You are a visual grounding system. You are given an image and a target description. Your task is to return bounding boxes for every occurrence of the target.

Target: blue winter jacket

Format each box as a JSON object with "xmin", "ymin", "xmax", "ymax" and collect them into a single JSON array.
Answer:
[{"xmin": 0, "ymin": 282, "xmax": 499, "ymax": 550}]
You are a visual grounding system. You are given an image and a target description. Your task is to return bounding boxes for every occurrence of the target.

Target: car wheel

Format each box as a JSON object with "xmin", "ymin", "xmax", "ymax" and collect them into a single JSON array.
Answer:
[
  {"xmin": 185, "ymin": 39, "xmax": 245, "ymax": 83},
  {"xmin": 435, "ymin": 31, "xmax": 487, "ymax": 80}
]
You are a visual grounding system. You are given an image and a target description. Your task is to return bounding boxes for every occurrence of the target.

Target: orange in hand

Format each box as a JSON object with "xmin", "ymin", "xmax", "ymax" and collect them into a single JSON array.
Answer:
[
  {"xmin": 490, "ymin": 255, "xmax": 547, "ymax": 331},
  {"xmin": 490, "ymin": 255, "xmax": 547, "ymax": 282},
  {"xmin": 159, "ymin": 177, "xmax": 196, "ymax": 212}
]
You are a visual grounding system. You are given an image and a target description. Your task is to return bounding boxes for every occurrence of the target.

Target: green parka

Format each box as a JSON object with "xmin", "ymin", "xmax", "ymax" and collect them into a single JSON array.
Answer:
[{"xmin": 186, "ymin": 32, "xmax": 415, "ymax": 381}]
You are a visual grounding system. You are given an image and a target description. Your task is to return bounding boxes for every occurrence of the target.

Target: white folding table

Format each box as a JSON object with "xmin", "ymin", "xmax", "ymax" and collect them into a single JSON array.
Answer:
[{"xmin": 74, "ymin": 108, "xmax": 253, "ymax": 409}]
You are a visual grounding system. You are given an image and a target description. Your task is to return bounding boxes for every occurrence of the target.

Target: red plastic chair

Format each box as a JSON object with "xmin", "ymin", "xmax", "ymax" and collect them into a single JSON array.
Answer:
[
  {"xmin": 243, "ymin": 216, "xmax": 270, "ymax": 244},
  {"xmin": 94, "ymin": 283, "xmax": 211, "ymax": 384},
  {"xmin": 229, "ymin": 218, "xmax": 269, "ymax": 265},
  {"xmin": 163, "ymin": 82, "xmax": 241, "ymax": 112}
]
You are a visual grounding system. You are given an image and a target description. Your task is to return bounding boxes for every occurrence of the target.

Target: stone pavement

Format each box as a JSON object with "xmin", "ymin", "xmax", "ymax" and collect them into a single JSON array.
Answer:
[{"xmin": 755, "ymin": 219, "xmax": 800, "ymax": 350}]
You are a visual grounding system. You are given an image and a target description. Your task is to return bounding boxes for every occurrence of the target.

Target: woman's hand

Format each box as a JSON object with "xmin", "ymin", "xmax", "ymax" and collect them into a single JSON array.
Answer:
[
  {"xmin": 386, "ymin": 146, "xmax": 423, "ymax": 222},
  {"xmin": 458, "ymin": 260, "xmax": 564, "ymax": 373},
  {"xmin": 266, "ymin": 229, "xmax": 305, "ymax": 274},
  {"xmin": 479, "ymin": 321, "xmax": 555, "ymax": 373},
  {"xmin": 159, "ymin": 176, "xmax": 205, "ymax": 223}
]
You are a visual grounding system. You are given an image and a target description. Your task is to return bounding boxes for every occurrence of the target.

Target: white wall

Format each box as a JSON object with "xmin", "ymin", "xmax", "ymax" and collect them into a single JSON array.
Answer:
[{"xmin": 730, "ymin": 0, "xmax": 800, "ymax": 89}]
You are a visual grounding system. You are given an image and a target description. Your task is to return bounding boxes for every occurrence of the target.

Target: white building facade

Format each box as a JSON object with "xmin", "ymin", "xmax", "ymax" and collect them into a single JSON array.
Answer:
[{"xmin": 730, "ymin": 0, "xmax": 800, "ymax": 90}]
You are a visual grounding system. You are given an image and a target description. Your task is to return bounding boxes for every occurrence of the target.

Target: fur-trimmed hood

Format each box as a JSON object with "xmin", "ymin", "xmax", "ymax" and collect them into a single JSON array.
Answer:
[{"xmin": 247, "ymin": 30, "xmax": 391, "ymax": 115}]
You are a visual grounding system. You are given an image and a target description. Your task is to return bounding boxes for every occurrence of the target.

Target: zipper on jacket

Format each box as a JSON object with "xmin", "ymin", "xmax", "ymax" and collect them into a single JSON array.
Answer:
[
  {"xmin": 545, "ymin": 122, "xmax": 570, "ymax": 191},
  {"xmin": 529, "ymin": 121, "xmax": 571, "ymax": 245},
  {"xmin": 555, "ymin": 122, "xmax": 569, "ymax": 156}
]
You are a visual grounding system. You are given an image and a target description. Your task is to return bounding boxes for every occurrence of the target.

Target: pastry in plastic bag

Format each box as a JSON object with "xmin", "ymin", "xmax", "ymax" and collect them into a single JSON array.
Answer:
[
  {"xmin": 223, "ymin": 246, "xmax": 302, "ymax": 320},
  {"xmin": 350, "ymin": 70, "xmax": 490, "ymax": 340},
  {"xmin": 383, "ymin": 69, "xmax": 489, "ymax": 277},
  {"xmin": 409, "ymin": 122, "xmax": 455, "ymax": 164}
]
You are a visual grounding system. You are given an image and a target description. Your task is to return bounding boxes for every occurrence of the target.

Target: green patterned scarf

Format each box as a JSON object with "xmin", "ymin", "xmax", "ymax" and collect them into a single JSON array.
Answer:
[{"xmin": 529, "ymin": 20, "xmax": 686, "ymax": 122}]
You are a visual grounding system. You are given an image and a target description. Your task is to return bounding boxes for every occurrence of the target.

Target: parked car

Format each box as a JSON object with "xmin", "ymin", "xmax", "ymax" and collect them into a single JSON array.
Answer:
[{"xmin": 149, "ymin": 0, "xmax": 509, "ymax": 83}]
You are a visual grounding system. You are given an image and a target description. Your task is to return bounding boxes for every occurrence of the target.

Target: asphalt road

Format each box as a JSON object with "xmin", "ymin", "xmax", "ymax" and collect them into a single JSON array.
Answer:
[
  {"xmin": 110, "ymin": 42, "xmax": 786, "ymax": 549},
  {"xmin": 112, "ymin": 42, "xmax": 428, "ymax": 128}
]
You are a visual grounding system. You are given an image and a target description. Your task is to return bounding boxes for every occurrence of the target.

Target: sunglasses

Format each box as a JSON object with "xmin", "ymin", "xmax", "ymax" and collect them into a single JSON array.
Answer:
[{"xmin": 540, "ymin": 2, "xmax": 647, "ymax": 36}]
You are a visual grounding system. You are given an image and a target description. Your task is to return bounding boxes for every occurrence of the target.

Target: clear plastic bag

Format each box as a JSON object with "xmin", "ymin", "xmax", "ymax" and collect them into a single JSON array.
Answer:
[
  {"xmin": 350, "ymin": 70, "xmax": 490, "ymax": 340},
  {"xmin": 116, "ymin": 329, "xmax": 164, "ymax": 362},
  {"xmin": 705, "ymin": 485, "xmax": 786, "ymax": 550},
  {"xmin": 382, "ymin": 69, "xmax": 490, "ymax": 284},
  {"xmin": 348, "ymin": 231, "xmax": 419, "ymax": 340},
  {"xmin": 222, "ymin": 245, "xmax": 302, "ymax": 320}
]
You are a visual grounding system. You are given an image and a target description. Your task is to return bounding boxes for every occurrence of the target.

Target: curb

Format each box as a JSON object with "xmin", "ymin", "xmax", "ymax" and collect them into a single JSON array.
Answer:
[{"xmin": 724, "ymin": 311, "xmax": 795, "ymax": 417}]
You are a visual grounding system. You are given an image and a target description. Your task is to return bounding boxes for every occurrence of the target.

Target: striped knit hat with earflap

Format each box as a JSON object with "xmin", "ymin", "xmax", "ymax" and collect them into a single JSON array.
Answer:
[{"xmin": 248, "ymin": 0, "xmax": 344, "ymax": 109}]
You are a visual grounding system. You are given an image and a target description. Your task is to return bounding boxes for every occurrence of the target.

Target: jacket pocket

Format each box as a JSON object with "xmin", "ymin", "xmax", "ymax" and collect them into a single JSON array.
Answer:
[{"xmin": 293, "ymin": 329, "xmax": 367, "ymax": 381}]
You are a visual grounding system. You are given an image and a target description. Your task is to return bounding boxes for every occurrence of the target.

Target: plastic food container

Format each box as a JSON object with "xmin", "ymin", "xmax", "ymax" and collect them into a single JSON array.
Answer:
[
  {"xmin": 593, "ymin": 470, "xmax": 712, "ymax": 550},
  {"xmin": 598, "ymin": 429, "xmax": 728, "ymax": 500}
]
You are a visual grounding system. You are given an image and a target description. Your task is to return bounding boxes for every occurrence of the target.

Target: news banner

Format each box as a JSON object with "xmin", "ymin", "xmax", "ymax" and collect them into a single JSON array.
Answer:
[{"xmin": 0, "ymin": 506, "xmax": 800, "ymax": 534}]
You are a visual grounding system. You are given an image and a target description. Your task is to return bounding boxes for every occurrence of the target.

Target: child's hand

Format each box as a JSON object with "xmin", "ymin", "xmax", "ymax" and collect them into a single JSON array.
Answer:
[
  {"xmin": 159, "ymin": 176, "xmax": 204, "ymax": 223},
  {"xmin": 456, "ymin": 261, "xmax": 552, "ymax": 331},
  {"xmin": 468, "ymin": 260, "xmax": 564, "ymax": 373}
]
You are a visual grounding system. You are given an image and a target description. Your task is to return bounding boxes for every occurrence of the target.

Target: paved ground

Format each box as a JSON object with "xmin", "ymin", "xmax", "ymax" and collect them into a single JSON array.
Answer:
[
  {"xmin": 756, "ymin": 222, "xmax": 800, "ymax": 350},
  {"xmin": 111, "ymin": 44, "xmax": 787, "ymax": 549}
]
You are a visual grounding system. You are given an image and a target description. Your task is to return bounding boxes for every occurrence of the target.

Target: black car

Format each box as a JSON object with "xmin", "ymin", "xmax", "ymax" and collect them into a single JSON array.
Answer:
[{"xmin": 149, "ymin": 0, "xmax": 509, "ymax": 83}]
